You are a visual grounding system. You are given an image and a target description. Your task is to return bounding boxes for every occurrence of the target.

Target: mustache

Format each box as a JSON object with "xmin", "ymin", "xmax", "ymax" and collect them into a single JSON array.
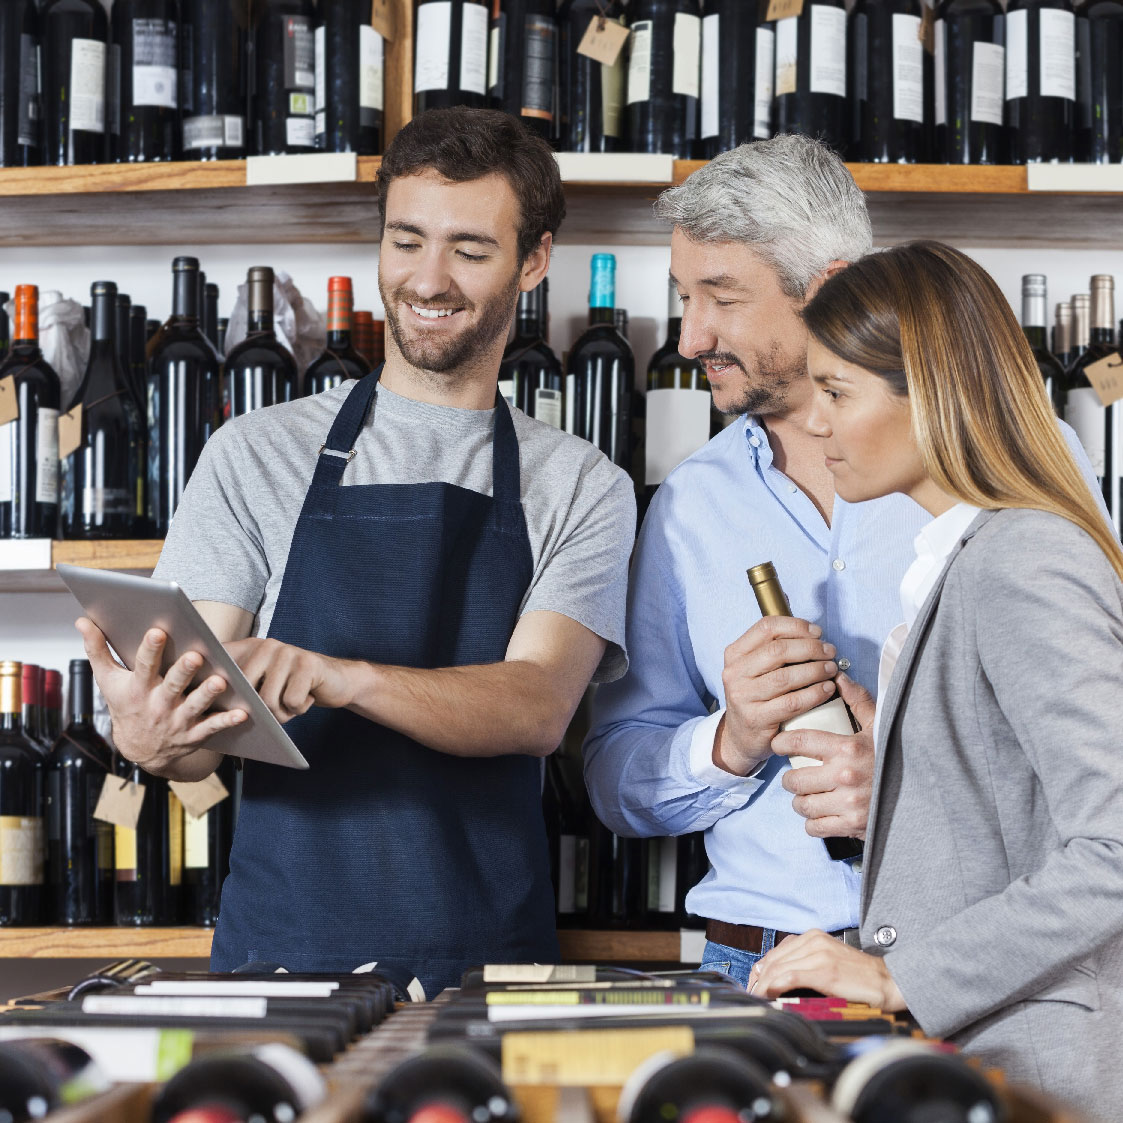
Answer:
[
  {"xmin": 393, "ymin": 287, "xmax": 473, "ymax": 313},
  {"xmin": 695, "ymin": 351, "xmax": 745, "ymax": 371}
]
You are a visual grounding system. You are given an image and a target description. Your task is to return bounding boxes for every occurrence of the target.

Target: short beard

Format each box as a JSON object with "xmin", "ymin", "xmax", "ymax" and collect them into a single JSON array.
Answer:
[
  {"xmin": 701, "ymin": 342, "xmax": 806, "ymax": 417},
  {"xmin": 380, "ymin": 268, "xmax": 522, "ymax": 375}
]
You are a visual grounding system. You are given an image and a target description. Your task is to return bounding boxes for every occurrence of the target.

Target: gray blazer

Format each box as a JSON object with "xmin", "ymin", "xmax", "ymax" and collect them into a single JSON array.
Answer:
[{"xmin": 862, "ymin": 507, "xmax": 1123, "ymax": 1123}]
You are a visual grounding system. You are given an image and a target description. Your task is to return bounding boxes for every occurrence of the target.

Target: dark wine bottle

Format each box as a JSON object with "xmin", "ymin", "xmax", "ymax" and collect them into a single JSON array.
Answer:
[
  {"xmin": 0, "ymin": 0, "xmax": 41, "ymax": 167},
  {"xmin": 146, "ymin": 317, "xmax": 162, "ymax": 342},
  {"xmin": 42, "ymin": 0, "xmax": 109, "ymax": 165},
  {"xmin": 556, "ymin": 0, "xmax": 626, "ymax": 152},
  {"xmin": 933, "ymin": 0, "xmax": 1006, "ymax": 163},
  {"xmin": 849, "ymin": 0, "xmax": 928, "ymax": 162},
  {"xmin": 364, "ymin": 1046, "xmax": 511, "ymax": 1123},
  {"xmin": 1075, "ymin": 0, "xmax": 1123, "ymax": 162},
  {"xmin": 216, "ymin": 316, "xmax": 228, "ymax": 357},
  {"xmin": 1052, "ymin": 300, "xmax": 1073, "ymax": 371},
  {"xmin": 0, "ymin": 661, "xmax": 45, "ymax": 926},
  {"xmin": 413, "ymin": 0, "xmax": 489, "ymax": 114},
  {"xmin": 566, "ymin": 254, "xmax": 633, "ymax": 469},
  {"xmin": 110, "ymin": 0, "xmax": 180, "ymax": 162},
  {"xmin": 773, "ymin": 0, "xmax": 849, "ymax": 156},
  {"xmin": 542, "ymin": 750, "xmax": 590, "ymax": 929},
  {"xmin": 60, "ymin": 281, "xmax": 146, "ymax": 540},
  {"xmin": 700, "ymin": 0, "xmax": 772, "ymax": 157},
  {"xmin": 203, "ymin": 282, "xmax": 219, "ymax": 348},
  {"xmin": 0, "ymin": 1040, "xmax": 107, "ymax": 1121},
  {"xmin": 226, "ymin": 266, "xmax": 300, "ymax": 417},
  {"xmin": 1005, "ymin": 0, "xmax": 1075, "ymax": 163},
  {"xmin": 1065, "ymin": 274, "xmax": 1118, "ymax": 528},
  {"xmin": 46, "ymin": 659, "xmax": 114, "ymax": 927},
  {"xmin": 19, "ymin": 666, "xmax": 43, "ymax": 753},
  {"xmin": 625, "ymin": 0, "xmax": 701, "ymax": 157},
  {"xmin": 488, "ymin": 0, "xmax": 557, "ymax": 139},
  {"xmin": 114, "ymin": 758, "xmax": 168, "ymax": 926},
  {"xmin": 180, "ymin": 0, "xmax": 247, "ymax": 159},
  {"xmin": 146, "ymin": 256, "xmax": 222, "ymax": 538},
  {"xmin": 587, "ymin": 819, "xmax": 648, "ymax": 928},
  {"xmin": 0, "ymin": 285, "xmax": 62, "ymax": 540},
  {"xmin": 254, "ymin": 0, "xmax": 317, "ymax": 155},
  {"xmin": 182, "ymin": 758, "xmax": 236, "ymax": 927},
  {"xmin": 303, "ymin": 276, "xmax": 372, "ymax": 396},
  {"xmin": 498, "ymin": 282, "xmax": 563, "ymax": 426},
  {"xmin": 130, "ymin": 304, "xmax": 149, "ymax": 411},
  {"xmin": 152, "ymin": 1044, "xmax": 326, "ymax": 1123},
  {"xmin": 673, "ymin": 830, "xmax": 708, "ymax": 926},
  {"xmin": 1022, "ymin": 274, "xmax": 1065, "ymax": 416},
  {"xmin": 0, "ymin": 293, "xmax": 9, "ymax": 360},
  {"xmin": 42, "ymin": 670, "xmax": 62, "ymax": 749},
  {"xmin": 314, "ymin": 0, "xmax": 383, "ymax": 155},
  {"xmin": 115, "ymin": 291, "xmax": 145, "ymax": 416}
]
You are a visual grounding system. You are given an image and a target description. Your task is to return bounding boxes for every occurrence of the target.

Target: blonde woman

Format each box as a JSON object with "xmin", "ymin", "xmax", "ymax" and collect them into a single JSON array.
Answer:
[{"xmin": 748, "ymin": 241, "xmax": 1123, "ymax": 1122}]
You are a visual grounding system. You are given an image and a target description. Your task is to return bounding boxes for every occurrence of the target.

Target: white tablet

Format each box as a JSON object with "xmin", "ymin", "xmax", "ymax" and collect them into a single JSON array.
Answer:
[{"xmin": 58, "ymin": 565, "xmax": 309, "ymax": 770}]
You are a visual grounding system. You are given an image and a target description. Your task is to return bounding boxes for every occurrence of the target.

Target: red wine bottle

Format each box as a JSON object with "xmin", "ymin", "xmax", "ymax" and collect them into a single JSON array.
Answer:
[
  {"xmin": 61, "ymin": 281, "xmax": 146, "ymax": 540},
  {"xmin": 557, "ymin": 0, "xmax": 626, "ymax": 152},
  {"xmin": 183, "ymin": 758, "xmax": 236, "ymax": 927},
  {"xmin": 0, "ymin": 661, "xmax": 45, "ymax": 926},
  {"xmin": 0, "ymin": 0, "xmax": 41, "ymax": 167},
  {"xmin": 316, "ymin": 0, "xmax": 384, "ymax": 154},
  {"xmin": 19, "ymin": 665, "xmax": 43, "ymax": 753},
  {"xmin": 42, "ymin": 0, "xmax": 109, "ymax": 165},
  {"xmin": 700, "ymin": 0, "xmax": 773, "ymax": 157},
  {"xmin": 254, "ymin": 0, "xmax": 317, "ymax": 155},
  {"xmin": 303, "ymin": 276, "xmax": 372, "ymax": 396},
  {"xmin": 226, "ymin": 267, "xmax": 299, "ymax": 417},
  {"xmin": 0, "ymin": 285, "xmax": 62, "ymax": 539},
  {"xmin": 180, "ymin": 0, "xmax": 247, "ymax": 159},
  {"xmin": 1005, "ymin": 0, "xmax": 1075, "ymax": 163},
  {"xmin": 498, "ymin": 282, "xmax": 562, "ymax": 426},
  {"xmin": 413, "ymin": 0, "xmax": 489, "ymax": 114},
  {"xmin": 110, "ymin": 0, "xmax": 180, "ymax": 162},
  {"xmin": 42, "ymin": 669, "xmax": 62, "ymax": 748},
  {"xmin": 46, "ymin": 659, "xmax": 114, "ymax": 926},
  {"xmin": 1076, "ymin": 0, "xmax": 1123, "ymax": 162},
  {"xmin": 488, "ymin": 0, "xmax": 557, "ymax": 140},
  {"xmin": 114, "ymin": 759, "xmax": 169, "ymax": 926}
]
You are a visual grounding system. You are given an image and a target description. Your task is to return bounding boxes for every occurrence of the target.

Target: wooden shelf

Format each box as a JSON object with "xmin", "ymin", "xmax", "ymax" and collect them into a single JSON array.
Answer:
[
  {"xmin": 0, "ymin": 927, "xmax": 700, "ymax": 962},
  {"xmin": 0, "ymin": 540, "xmax": 162, "ymax": 593}
]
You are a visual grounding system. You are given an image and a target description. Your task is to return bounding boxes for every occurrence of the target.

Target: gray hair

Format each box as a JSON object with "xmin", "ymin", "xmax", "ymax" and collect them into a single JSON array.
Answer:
[{"xmin": 654, "ymin": 135, "xmax": 872, "ymax": 298}]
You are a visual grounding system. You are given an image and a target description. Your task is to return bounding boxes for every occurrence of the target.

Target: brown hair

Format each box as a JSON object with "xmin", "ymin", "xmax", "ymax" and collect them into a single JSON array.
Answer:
[
  {"xmin": 803, "ymin": 240, "xmax": 1123, "ymax": 581},
  {"xmin": 376, "ymin": 108, "xmax": 566, "ymax": 263}
]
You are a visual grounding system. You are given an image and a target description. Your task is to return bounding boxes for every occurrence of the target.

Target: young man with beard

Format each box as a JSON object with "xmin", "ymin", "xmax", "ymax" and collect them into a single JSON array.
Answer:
[
  {"xmin": 583, "ymin": 135, "xmax": 1103, "ymax": 988},
  {"xmin": 77, "ymin": 108, "xmax": 635, "ymax": 994}
]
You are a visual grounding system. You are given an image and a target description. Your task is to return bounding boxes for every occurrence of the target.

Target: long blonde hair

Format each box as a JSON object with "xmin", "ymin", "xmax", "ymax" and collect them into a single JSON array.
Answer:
[{"xmin": 802, "ymin": 240, "xmax": 1123, "ymax": 581}]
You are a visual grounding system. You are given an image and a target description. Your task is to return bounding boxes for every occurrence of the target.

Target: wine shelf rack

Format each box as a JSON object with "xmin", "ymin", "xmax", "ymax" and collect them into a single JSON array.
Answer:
[{"xmin": 0, "ymin": 540, "xmax": 163, "ymax": 593}]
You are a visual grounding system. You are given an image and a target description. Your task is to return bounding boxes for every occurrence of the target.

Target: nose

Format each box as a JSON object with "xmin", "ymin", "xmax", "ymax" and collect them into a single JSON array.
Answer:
[
  {"xmin": 408, "ymin": 247, "xmax": 454, "ymax": 301},
  {"xmin": 805, "ymin": 391, "xmax": 832, "ymax": 438},
  {"xmin": 678, "ymin": 299, "xmax": 717, "ymax": 361}
]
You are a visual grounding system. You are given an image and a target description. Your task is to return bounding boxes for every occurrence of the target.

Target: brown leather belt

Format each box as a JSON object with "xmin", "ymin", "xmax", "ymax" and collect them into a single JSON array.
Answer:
[{"xmin": 705, "ymin": 918, "xmax": 857, "ymax": 954}]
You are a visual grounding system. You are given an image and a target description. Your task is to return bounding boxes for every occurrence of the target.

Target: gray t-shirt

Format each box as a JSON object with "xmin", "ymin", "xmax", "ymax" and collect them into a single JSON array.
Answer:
[{"xmin": 154, "ymin": 381, "xmax": 635, "ymax": 682}]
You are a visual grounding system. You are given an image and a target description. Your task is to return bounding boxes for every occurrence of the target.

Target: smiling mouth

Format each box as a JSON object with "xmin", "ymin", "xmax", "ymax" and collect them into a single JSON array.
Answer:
[
  {"xmin": 701, "ymin": 358, "xmax": 742, "ymax": 379},
  {"xmin": 408, "ymin": 303, "xmax": 463, "ymax": 321}
]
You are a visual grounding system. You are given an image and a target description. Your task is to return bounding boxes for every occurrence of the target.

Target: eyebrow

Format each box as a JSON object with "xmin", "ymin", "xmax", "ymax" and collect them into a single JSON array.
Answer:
[{"xmin": 384, "ymin": 220, "xmax": 501, "ymax": 248}]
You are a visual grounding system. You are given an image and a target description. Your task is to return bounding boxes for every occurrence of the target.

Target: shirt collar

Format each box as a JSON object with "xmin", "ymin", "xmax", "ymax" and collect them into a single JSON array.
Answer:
[{"xmin": 913, "ymin": 501, "xmax": 982, "ymax": 564}]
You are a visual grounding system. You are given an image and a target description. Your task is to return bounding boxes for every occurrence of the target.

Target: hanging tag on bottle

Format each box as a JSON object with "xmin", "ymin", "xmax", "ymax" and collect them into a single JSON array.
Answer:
[
  {"xmin": 577, "ymin": 16, "xmax": 630, "ymax": 67},
  {"xmin": 919, "ymin": 4, "xmax": 935, "ymax": 55},
  {"xmin": 370, "ymin": 0, "xmax": 394, "ymax": 42},
  {"xmin": 1084, "ymin": 354, "xmax": 1123, "ymax": 407},
  {"xmin": 58, "ymin": 404, "xmax": 83, "ymax": 460},
  {"xmin": 169, "ymin": 773, "xmax": 230, "ymax": 820},
  {"xmin": 93, "ymin": 775, "xmax": 146, "ymax": 831},
  {"xmin": 764, "ymin": 0, "xmax": 804, "ymax": 22},
  {"xmin": 0, "ymin": 377, "xmax": 17, "ymax": 427}
]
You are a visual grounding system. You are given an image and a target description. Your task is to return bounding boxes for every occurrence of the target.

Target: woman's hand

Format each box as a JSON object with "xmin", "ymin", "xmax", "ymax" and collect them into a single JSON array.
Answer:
[{"xmin": 747, "ymin": 929, "xmax": 908, "ymax": 1010}]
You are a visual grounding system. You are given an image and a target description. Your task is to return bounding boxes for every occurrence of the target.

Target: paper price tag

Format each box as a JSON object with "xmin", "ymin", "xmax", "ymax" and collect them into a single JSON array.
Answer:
[
  {"xmin": 577, "ymin": 16, "xmax": 630, "ymax": 68},
  {"xmin": 1085, "ymin": 354, "xmax": 1123, "ymax": 407},
  {"xmin": 58, "ymin": 404, "xmax": 83, "ymax": 460},
  {"xmin": 919, "ymin": 4, "xmax": 935, "ymax": 54},
  {"xmin": 370, "ymin": 0, "xmax": 394, "ymax": 41},
  {"xmin": 169, "ymin": 772, "xmax": 230, "ymax": 821},
  {"xmin": 0, "ymin": 377, "xmax": 17, "ymax": 427},
  {"xmin": 93, "ymin": 775, "xmax": 146, "ymax": 831},
  {"xmin": 765, "ymin": 0, "xmax": 804, "ymax": 22}
]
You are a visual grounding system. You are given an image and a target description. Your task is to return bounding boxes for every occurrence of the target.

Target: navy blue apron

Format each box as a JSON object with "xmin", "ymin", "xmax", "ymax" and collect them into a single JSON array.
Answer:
[{"xmin": 210, "ymin": 370, "xmax": 559, "ymax": 994}]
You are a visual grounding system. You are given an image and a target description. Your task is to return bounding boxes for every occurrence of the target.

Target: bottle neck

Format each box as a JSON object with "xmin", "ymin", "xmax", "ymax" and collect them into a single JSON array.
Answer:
[
  {"xmin": 13, "ymin": 301, "xmax": 37, "ymax": 347},
  {"xmin": 0, "ymin": 712, "xmax": 19, "ymax": 733},
  {"xmin": 173, "ymin": 270, "xmax": 201, "ymax": 322},
  {"xmin": 1091, "ymin": 326, "xmax": 1115, "ymax": 347},
  {"xmin": 666, "ymin": 317, "xmax": 683, "ymax": 346},
  {"xmin": 69, "ymin": 672, "xmax": 93, "ymax": 725},
  {"xmin": 515, "ymin": 314, "xmax": 539, "ymax": 338},
  {"xmin": 1023, "ymin": 324, "xmax": 1047, "ymax": 351},
  {"xmin": 589, "ymin": 307, "xmax": 614, "ymax": 326},
  {"xmin": 249, "ymin": 311, "xmax": 275, "ymax": 335},
  {"xmin": 326, "ymin": 329, "xmax": 353, "ymax": 350},
  {"xmin": 90, "ymin": 293, "xmax": 116, "ymax": 349}
]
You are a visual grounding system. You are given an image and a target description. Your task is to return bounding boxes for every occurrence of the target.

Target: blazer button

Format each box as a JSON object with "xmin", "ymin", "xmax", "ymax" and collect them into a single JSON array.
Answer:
[{"xmin": 874, "ymin": 925, "xmax": 897, "ymax": 947}]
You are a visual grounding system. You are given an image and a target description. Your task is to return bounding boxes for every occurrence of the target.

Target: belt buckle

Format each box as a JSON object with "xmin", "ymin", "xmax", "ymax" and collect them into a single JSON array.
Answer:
[
  {"xmin": 839, "ymin": 927, "xmax": 862, "ymax": 949},
  {"xmin": 318, "ymin": 444, "xmax": 357, "ymax": 462}
]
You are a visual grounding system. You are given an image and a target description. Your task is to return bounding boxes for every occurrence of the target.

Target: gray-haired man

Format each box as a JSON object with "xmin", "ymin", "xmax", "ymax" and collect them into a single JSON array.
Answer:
[{"xmin": 583, "ymin": 135, "xmax": 1101, "ymax": 987}]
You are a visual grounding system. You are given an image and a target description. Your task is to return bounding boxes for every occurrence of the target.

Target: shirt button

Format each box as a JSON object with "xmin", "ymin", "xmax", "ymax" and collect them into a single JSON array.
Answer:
[
  {"xmin": 832, "ymin": 558, "xmax": 846, "ymax": 572},
  {"xmin": 750, "ymin": 436, "xmax": 761, "ymax": 448},
  {"xmin": 788, "ymin": 484, "xmax": 797, "ymax": 494},
  {"xmin": 875, "ymin": 925, "xmax": 897, "ymax": 947},
  {"xmin": 837, "ymin": 657, "xmax": 851, "ymax": 670}
]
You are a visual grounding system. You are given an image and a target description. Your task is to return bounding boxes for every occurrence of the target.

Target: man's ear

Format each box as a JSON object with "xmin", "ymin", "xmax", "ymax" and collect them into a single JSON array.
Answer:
[
  {"xmin": 803, "ymin": 259, "xmax": 851, "ymax": 303},
  {"xmin": 520, "ymin": 232, "xmax": 553, "ymax": 292}
]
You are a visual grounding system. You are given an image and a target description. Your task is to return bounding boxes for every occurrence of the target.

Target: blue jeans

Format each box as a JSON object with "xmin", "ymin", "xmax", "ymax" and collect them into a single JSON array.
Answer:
[{"xmin": 699, "ymin": 931, "xmax": 782, "ymax": 989}]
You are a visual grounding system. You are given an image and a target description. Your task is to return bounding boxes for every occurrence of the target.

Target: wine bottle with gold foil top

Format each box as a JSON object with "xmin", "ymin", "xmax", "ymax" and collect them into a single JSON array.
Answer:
[
  {"xmin": 747, "ymin": 562, "xmax": 863, "ymax": 862},
  {"xmin": 0, "ymin": 661, "xmax": 45, "ymax": 924}
]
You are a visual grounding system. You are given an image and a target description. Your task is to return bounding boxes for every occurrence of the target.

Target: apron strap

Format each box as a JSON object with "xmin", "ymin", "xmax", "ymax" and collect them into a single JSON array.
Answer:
[{"xmin": 491, "ymin": 394, "xmax": 521, "ymax": 506}]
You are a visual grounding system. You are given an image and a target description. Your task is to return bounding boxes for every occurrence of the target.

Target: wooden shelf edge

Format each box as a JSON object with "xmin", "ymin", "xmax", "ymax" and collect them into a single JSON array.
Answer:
[{"xmin": 51, "ymin": 540, "xmax": 164, "ymax": 573}]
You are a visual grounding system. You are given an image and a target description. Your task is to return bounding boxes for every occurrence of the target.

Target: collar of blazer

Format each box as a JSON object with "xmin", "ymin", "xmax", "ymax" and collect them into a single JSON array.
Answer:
[{"xmin": 860, "ymin": 507, "xmax": 997, "ymax": 910}]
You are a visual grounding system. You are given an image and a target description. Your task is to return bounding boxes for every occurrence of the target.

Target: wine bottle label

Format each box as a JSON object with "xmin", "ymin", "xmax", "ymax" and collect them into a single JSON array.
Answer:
[
  {"xmin": 36, "ymin": 407, "xmax": 59, "ymax": 505},
  {"xmin": 183, "ymin": 114, "xmax": 244, "ymax": 150},
  {"xmin": 1039, "ymin": 8, "xmax": 1075, "ymax": 101},
  {"xmin": 522, "ymin": 15, "xmax": 556, "ymax": 119},
  {"xmin": 754, "ymin": 27, "xmax": 774, "ymax": 137},
  {"xmin": 314, "ymin": 24, "xmax": 326, "ymax": 135},
  {"xmin": 96, "ymin": 820, "xmax": 113, "ymax": 870},
  {"xmin": 460, "ymin": 2, "xmax": 488, "ymax": 94},
  {"xmin": 167, "ymin": 791, "xmax": 183, "ymax": 887},
  {"xmin": 488, "ymin": 15, "xmax": 504, "ymax": 96},
  {"xmin": 1065, "ymin": 388, "xmax": 1107, "ymax": 477},
  {"xmin": 0, "ymin": 816, "xmax": 44, "ymax": 885},
  {"xmin": 601, "ymin": 48, "xmax": 624, "ymax": 137},
  {"xmin": 672, "ymin": 12, "xmax": 701, "ymax": 100},
  {"xmin": 809, "ymin": 5, "xmax": 846, "ymax": 97},
  {"xmin": 183, "ymin": 803, "xmax": 209, "ymax": 869},
  {"xmin": 414, "ymin": 2, "xmax": 452, "ymax": 92},
  {"xmin": 534, "ymin": 388, "xmax": 562, "ymax": 429},
  {"xmin": 283, "ymin": 14, "xmax": 315, "ymax": 91},
  {"xmin": 114, "ymin": 824, "xmax": 138, "ymax": 878},
  {"xmin": 360, "ymin": 25, "xmax": 385, "ymax": 118},
  {"xmin": 17, "ymin": 34, "xmax": 39, "ymax": 147},
  {"xmin": 0, "ymin": 421, "xmax": 12, "ymax": 504},
  {"xmin": 645, "ymin": 388, "xmax": 711, "ymax": 485},
  {"xmin": 1005, "ymin": 9, "xmax": 1027, "ymax": 101},
  {"xmin": 69, "ymin": 38, "xmax": 107, "ymax": 134},
  {"xmin": 498, "ymin": 379, "xmax": 516, "ymax": 407},
  {"xmin": 558, "ymin": 833, "xmax": 578, "ymax": 913},
  {"xmin": 108, "ymin": 44, "xmax": 121, "ymax": 134},
  {"xmin": 934, "ymin": 18, "xmax": 946, "ymax": 125},
  {"xmin": 82, "ymin": 486, "xmax": 132, "ymax": 517},
  {"xmin": 565, "ymin": 371, "xmax": 577, "ymax": 433},
  {"xmin": 626, "ymin": 20, "xmax": 652, "ymax": 105},
  {"xmin": 775, "ymin": 18, "xmax": 797, "ymax": 97},
  {"xmin": 700, "ymin": 13, "xmax": 718, "ymax": 138},
  {"xmin": 970, "ymin": 40, "xmax": 1004, "ymax": 126},
  {"xmin": 132, "ymin": 18, "xmax": 178, "ymax": 109},
  {"xmin": 892, "ymin": 13, "xmax": 923, "ymax": 122},
  {"xmin": 286, "ymin": 108, "xmax": 314, "ymax": 148},
  {"xmin": 779, "ymin": 693, "xmax": 854, "ymax": 762}
]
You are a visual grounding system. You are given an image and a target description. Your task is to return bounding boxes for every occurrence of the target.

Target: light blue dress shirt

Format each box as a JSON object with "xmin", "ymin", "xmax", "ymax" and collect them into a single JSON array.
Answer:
[{"xmin": 583, "ymin": 414, "xmax": 1104, "ymax": 933}]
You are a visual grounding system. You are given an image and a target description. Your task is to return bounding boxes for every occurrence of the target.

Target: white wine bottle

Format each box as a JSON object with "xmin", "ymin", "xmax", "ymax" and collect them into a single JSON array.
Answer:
[{"xmin": 747, "ymin": 561, "xmax": 863, "ymax": 862}]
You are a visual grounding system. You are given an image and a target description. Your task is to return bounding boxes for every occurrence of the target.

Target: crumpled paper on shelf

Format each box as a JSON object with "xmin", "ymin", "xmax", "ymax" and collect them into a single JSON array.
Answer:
[
  {"xmin": 223, "ymin": 268, "xmax": 325, "ymax": 371},
  {"xmin": 5, "ymin": 290, "xmax": 90, "ymax": 409}
]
